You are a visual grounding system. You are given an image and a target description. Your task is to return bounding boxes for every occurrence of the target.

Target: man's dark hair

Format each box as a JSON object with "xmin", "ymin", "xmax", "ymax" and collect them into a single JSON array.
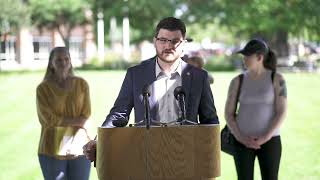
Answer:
[{"xmin": 154, "ymin": 17, "xmax": 186, "ymax": 38}]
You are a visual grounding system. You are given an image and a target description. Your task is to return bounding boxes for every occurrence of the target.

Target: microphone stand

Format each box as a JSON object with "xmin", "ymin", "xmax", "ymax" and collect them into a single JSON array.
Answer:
[
  {"xmin": 129, "ymin": 87, "xmax": 152, "ymax": 129},
  {"xmin": 144, "ymin": 93, "xmax": 151, "ymax": 129},
  {"xmin": 129, "ymin": 94, "xmax": 168, "ymax": 128},
  {"xmin": 129, "ymin": 98, "xmax": 167, "ymax": 127},
  {"xmin": 177, "ymin": 93, "xmax": 198, "ymax": 125},
  {"xmin": 129, "ymin": 119, "xmax": 168, "ymax": 127}
]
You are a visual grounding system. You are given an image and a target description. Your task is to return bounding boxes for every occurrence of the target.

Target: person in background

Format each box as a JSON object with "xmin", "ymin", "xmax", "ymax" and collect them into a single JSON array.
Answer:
[
  {"xmin": 186, "ymin": 56, "xmax": 214, "ymax": 84},
  {"xmin": 225, "ymin": 39, "xmax": 287, "ymax": 180},
  {"xmin": 36, "ymin": 47, "xmax": 92, "ymax": 180}
]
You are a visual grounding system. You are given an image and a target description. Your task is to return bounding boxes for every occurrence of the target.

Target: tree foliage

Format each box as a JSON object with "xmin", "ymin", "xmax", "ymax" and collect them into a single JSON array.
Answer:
[
  {"xmin": 29, "ymin": 0, "xmax": 91, "ymax": 47},
  {"xmin": 179, "ymin": 0, "xmax": 320, "ymax": 56},
  {"xmin": 94, "ymin": 0, "xmax": 180, "ymax": 43},
  {"xmin": 0, "ymin": 0, "xmax": 29, "ymax": 36},
  {"xmin": 94, "ymin": 0, "xmax": 319, "ymax": 56}
]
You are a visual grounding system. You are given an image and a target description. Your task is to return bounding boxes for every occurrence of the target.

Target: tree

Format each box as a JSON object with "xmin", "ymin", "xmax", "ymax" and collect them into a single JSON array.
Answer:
[
  {"xmin": 93, "ymin": 0, "xmax": 320, "ymax": 58},
  {"xmin": 29, "ymin": 0, "xmax": 91, "ymax": 48},
  {"xmin": 93, "ymin": 0, "xmax": 179, "ymax": 43},
  {"xmin": 0, "ymin": 0, "xmax": 29, "ymax": 38},
  {"xmin": 180, "ymin": 0, "xmax": 320, "ymax": 57}
]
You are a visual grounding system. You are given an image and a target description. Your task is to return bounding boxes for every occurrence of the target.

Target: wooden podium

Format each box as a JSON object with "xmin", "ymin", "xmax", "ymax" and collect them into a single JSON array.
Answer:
[{"xmin": 96, "ymin": 125, "xmax": 220, "ymax": 180}]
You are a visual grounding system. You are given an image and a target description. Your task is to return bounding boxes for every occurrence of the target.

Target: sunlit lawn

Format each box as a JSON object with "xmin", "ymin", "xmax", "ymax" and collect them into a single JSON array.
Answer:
[{"xmin": 0, "ymin": 70, "xmax": 319, "ymax": 180}]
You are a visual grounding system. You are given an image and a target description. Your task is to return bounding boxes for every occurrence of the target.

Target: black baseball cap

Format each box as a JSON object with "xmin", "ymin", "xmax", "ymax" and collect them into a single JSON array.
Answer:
[{"xmin": 237, "ymin": 39, "xmax": 269, "ymax": 56}]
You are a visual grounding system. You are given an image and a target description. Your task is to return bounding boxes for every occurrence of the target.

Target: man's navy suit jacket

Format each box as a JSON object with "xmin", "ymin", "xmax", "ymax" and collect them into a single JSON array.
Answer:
[{"xmin": 104, "ymin": 56, "xmax": 219, "ymax": 126}]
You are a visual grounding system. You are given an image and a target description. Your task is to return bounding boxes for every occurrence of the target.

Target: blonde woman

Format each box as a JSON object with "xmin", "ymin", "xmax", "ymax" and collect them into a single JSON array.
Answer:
[{"xmin": 36, "ymin": 47, "xmax": 91, "ymax": 180}]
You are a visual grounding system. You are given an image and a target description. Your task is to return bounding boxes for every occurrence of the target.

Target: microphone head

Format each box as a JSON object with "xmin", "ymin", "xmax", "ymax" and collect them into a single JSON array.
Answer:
[
  {"xmin": 174, "ymin": 86, "xmax": 186, "ymax": 100},
  {"xmin": 112, "ymin": 117, "xmax": 128, "ymax": 127},
  {"xmin": 142, "ymin": 84, "xmax": 151, "ymax": 97}
]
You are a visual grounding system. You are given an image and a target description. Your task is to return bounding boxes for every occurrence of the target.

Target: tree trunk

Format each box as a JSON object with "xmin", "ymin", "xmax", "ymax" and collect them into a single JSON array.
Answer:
[
  {"xmin": 64, "ymin": 36, "xmax": 70, "ymax": 49},
  {"xmin": 56, "ymin": 25, "xmax": 70, "ymax": 49},
  {"xmin": 269, "ymin": 30, "xmax": 289, "ymax": 57}
]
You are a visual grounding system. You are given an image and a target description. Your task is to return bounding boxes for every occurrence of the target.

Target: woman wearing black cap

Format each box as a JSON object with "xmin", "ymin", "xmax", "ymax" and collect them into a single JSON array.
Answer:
[{"xmin": 224, "ymin": 39, "xmax": 287, "ymax": 180}]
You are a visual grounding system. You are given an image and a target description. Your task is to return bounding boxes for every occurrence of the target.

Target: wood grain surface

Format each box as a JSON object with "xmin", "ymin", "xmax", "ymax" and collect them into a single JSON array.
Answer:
[{"xmin": 96, "ymin": 125, "xmax": 220, "ymax": 180}]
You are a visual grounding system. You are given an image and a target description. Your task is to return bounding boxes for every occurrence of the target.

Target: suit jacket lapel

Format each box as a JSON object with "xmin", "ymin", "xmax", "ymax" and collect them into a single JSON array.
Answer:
[
  {"xmin": 144, "ymin": 57, "xmax": 157, "ymax": 86},
  {"xmin": 182, "ymin": 63, "xmax": 192, "ymax": 107},
  {"xmin": 143, "ymin": 57, "xmax": 157, "ymax": 121}
]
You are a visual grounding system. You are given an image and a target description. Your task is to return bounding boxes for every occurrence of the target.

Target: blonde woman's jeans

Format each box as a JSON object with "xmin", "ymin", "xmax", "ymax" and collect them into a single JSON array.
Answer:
[{"xmin": 38, "ymin": 155, "xmax": 91, "ymax": 180}]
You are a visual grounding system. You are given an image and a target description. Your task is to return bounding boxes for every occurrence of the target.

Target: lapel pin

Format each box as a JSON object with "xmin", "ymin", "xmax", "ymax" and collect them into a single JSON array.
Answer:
[{"xmin": 187, "ymin": 72, "xmax": 190, "ymax": 76}]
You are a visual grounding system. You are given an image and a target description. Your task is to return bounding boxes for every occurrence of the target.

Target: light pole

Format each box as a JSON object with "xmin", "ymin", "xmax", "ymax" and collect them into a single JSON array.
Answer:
[
  {"xmin": 97, "ymin": 11, "xmax": 105, "ymax": 61},
  {"xmin": 122, "ymin": 0, "xmax": 130, "ymax": 61}
]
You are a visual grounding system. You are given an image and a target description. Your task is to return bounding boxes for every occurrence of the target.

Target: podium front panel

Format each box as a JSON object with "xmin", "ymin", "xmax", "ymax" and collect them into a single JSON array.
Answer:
[
  {"xmin": 97, "ymin": 125, "xmax": 220, "ymax": 180},
  {"xmin": 97, "ymin": 127, "xmax": 147, "ymax": 179},
  {"xmin": 147, "ymin": 127, "xmax": 195, "ymax": 179}
]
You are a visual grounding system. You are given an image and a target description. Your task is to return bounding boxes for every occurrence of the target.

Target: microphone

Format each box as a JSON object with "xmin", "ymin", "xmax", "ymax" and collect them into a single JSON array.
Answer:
[
  {"xmin": 142, "ymin": 84, "xmax": 151, "ymax": 129},
  {"xmin": 174, "ymin": 86, "xmax": 187, "ymax": 121},
  {"xmin": 174, "ymin": 86, "xmax": 198, "ymax": 125},
  {"xmin": 142, "ymin": 84, "xmax": 151, "ymax": 97}
]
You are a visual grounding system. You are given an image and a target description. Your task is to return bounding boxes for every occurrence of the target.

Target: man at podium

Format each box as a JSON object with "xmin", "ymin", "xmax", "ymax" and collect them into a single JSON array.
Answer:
[{"xmin": 83, "ymin": 17, "xmax": 219, "ymax": 162}]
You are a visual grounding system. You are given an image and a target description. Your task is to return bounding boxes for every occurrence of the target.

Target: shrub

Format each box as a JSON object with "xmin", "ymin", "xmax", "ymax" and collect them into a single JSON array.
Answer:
[{"xmin": 204, "ymin": 55, "xmax": 240, "ymax": 71}]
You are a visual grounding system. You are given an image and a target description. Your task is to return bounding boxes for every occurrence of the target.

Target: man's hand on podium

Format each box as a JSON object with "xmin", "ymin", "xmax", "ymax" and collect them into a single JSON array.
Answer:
[{"xmin": 83, "ymin": 140, "xmax": 97, "ymax": 162}]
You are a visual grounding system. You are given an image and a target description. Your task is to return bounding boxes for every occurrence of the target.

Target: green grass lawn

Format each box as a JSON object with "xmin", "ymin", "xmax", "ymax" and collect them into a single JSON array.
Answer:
[{"xmin": 0, "ymin": 70, "xmax": 319, "ymax": 180}]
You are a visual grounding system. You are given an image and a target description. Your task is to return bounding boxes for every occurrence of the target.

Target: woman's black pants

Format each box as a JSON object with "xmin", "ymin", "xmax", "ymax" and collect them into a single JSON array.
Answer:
[{"xmin": 233, "ymin": 136, "xmax": 282, "ymax": 180}]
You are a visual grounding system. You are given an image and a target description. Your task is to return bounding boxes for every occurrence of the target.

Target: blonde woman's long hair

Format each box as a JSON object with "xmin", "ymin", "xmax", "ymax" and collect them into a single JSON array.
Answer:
[{"xmin": 43, "ymin": 47, "xmax": 74, "ymax": 81}]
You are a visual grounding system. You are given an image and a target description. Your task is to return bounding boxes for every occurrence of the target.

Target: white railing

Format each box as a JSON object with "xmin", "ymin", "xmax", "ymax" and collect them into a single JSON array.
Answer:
[{"xmin": 0, "ymin": 36, "xmax": 85, "ymax": 70}]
